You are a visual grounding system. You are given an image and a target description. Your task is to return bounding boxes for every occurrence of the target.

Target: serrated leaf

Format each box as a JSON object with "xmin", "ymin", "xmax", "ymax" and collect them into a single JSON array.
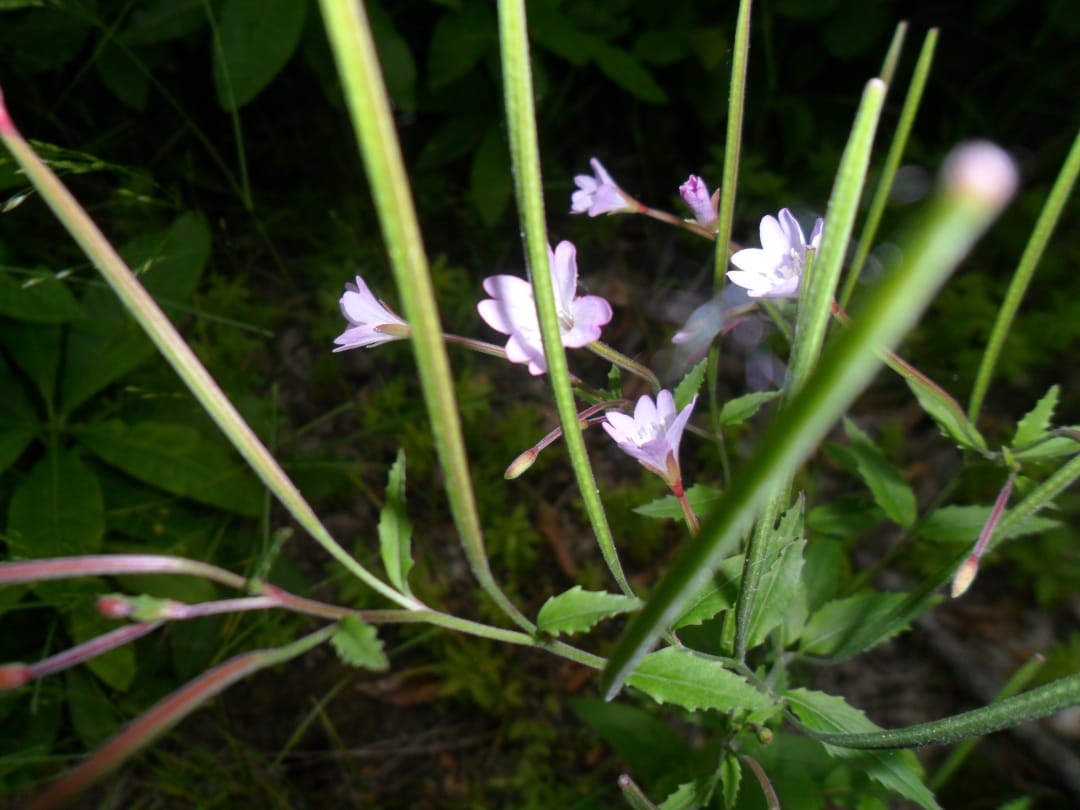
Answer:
[
  {"xmin": 918, "ymin": 505, "xmax": 1060, "ymax": 544},
  {"xmin": 536, "ymin": 586, "xmax": 642, "ymax": 636},
  {"xmin": 659, "ymin": 774, "xmax": 721, "ymax": 810},
  {"xmin": 331, "ymin": 615, "xmax": 389, "ymax": 671},
  {"xmin": 720, "ymin": 750, "xmax": 741, "ymax": 810},
  {"xmin": 628, "ymin": 647, "xmax": 775, "ymax": 713},
  {"xmin": 800, "ymin": 592, "xmax": 912, "ymax": 658},
  {"xmin": 634, "ymin": 484, "xmax": 721, "ymax": 520},
  {"xmin": 674, "ymin": 358, "xmax": 708, "ymax": 411},
  {"xmin": 1012, "ymin": 385, "xmax": 1059, "ymax": 449},
  {"xmin": 718, "ymin": 391, "xmax": 780, "ymax": 425},
  {"xmin": 1011, "ymin": 430, "xmax": 1080, "ymax": 461},
  {"xmin": 77, "ymin": 420, "xmax": 262, "ymax": 517},
  {"xmin": 785, "ymin": 688, "xmax": 942, "ymax": 809},
  {"xmin": 746, "ymin": 497, "xmax": 808, "ymax": 647},
  {"xmin": 843, "ymin": 419, "xmax": 917, "ymax": 527},
  {"xmin": 906, "ymin": 376, "xmax": 986, "ymax": 451},
  {"xmin": 379, "ymin": 449, "xmax": 413, "ymax": 595},
  {"xmin": 213, "ymin": 0, "xmax": 306, "ymax": 110},
  {"xmin": 673, "ymin": 554, "xmax": 744, "ymax": 629}
]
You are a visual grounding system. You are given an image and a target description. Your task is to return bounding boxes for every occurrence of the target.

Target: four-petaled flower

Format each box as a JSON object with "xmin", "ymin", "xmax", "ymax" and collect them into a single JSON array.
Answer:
[
  {"xmin": 571, "ymin": 158, "xmax": 636, "ymax": 217},
  {"xmin": 478, "ymin": 241, "xmax": 613, "ymax": 375},
  {"xmin": 679, "ymin": 175, "xmax": 718, "ymax": 228},
  {"xmin": 603, "ymin": 390, "xmax": 697, "ymax": 488},
  {"xmin": 727, "ymin": 208, "xmax": 824, "ymax": 299},
  {"xmin": 333, "ymin": 276, "xmax": 410, "ymax": 352}
]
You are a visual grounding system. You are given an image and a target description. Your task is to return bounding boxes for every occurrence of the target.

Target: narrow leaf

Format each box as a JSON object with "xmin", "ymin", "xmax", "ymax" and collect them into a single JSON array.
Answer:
[
  {"xmin": 536, "ymin": 586, "xmax": 642, "ymax": 637},
  {"xmin": 628, "ymin": 647, "xmax": 775, "ymax": 713},
  {"xmin": 331, "ymin": 615, "xmax": 389, "ymax": 671},
  {"xmin": 843, "ymin": 418, "xmax": 917, "ymax": 527},
  {"xmin": 1012, "ymin": 385, "xmax": 1059, "ymax": 449},
  {"xmin": 718, "ymin": 391, "xmax": 779, "ymax": 426},
  {"xmin": 378, "ymin": 449, "xmax": 413, "ymax": 595},
  {"xmin": 906, "ymin": 375, "xmax": 987, "ymax": 451},
  {"xmin": 746, "ymin": 497, "xmax": 808, "ymax": 646},
  {"xmin": 674, "ymin": 358, "xmax": 708, "ymax": 411},
  {"xmin": 786, "ymin": 688, "xmax": 941, "ymax": 810}
]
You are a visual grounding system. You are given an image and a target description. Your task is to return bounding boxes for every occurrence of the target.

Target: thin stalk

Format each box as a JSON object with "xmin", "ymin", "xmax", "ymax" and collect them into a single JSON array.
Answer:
[
  {"xmin": 0, "ymin": 555, "xmax": 248, "ymax": 591},
  {"xmin": 317, "ymin": 2, "xmax": 531, "ymax": 629},
  {"xmin": 0, "ymin": 90, "xmax": 415, "ymax": 612},
  {"xmin": 840, "ymin": 29, "xmax": 938, "ymax": 308},
  {"xmin": 877, "ymin": 21, "xmax": 908, "ymax": 87},
  {"xmin": 588, "ymin": 340, "xmax": 661, "ymax": 392},
  {"xmin": 497, "ymin": 0, "xmax": 632, "ymax": 597},
  {"xmin": 968, "ymin": 127, "xmax": 1080, "ymax": 422}
]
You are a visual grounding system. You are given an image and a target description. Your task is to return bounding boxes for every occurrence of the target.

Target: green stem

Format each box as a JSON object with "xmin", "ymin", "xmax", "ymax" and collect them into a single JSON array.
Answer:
[
  {"xmin": 795, "ymin": 672, "xmax": 1080, "ymax": 749},
  {"xmin": 318, "ymin": 1, "xmax": 532, "ymax": 630},
  {"xmin": 497, "ymin": 0, "xmax": 632, "ymax": 598},
  {"xmin": 588, "ymin": 340, "xmax": 661, "ymax": 392},
  {"xmin": 968, "ymin": 127, "xmax": 1080, "ymax": 422},
  {"xmin": 0, "ymin": 90, "xmax": 414, "ymax": 611}
]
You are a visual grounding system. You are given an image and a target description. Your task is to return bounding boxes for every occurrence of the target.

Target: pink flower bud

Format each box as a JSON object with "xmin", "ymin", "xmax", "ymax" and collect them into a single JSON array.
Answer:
[{"xmin": 0, "ymin": 662, "xmax": 31, "ymax": 690}]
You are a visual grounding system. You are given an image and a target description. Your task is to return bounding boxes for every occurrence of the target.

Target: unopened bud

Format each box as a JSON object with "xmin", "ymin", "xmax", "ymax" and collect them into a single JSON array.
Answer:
[
  {"xmin": 504, "ymin": 447, "xmax": 538, "ymax": 479},
  {"xmin": 951, "ymin": 555, "xmax": 980, "ymax": 598},
  {"xmin": 97, "ymin": 594, "xmax": 135, "ymax": 618},
  {"xmin": 0, "ymin": 662, "xmax": 31, "ymax": 690}
]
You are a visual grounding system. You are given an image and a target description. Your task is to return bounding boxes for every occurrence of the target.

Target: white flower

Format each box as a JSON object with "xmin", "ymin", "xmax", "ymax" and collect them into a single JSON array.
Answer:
[
  {"xmin": 571, "ymin": 158, "xmax": 636, "ymax": 217},
  {"xmin": 727, "ymin": 208, "xmax": 824, "ymax": 298},
  {"xmin": 333, "ymin": 276, "xmax": 409, "ymax": 352},
  {"xmin": 477, "ymin": 241, "xmax": 613, "ymax": 375}
]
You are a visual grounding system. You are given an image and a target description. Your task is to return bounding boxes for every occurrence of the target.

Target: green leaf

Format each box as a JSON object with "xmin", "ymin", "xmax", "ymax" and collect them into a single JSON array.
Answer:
[
  {"xmin": 918, "ymin": 505, "xmax": 1060, "ymax": 544},
  {"xmin": 1012, "ymin": 385, "xmax": 1059, "ymax": 449},
  {"xmin": 628, "ymin": 648, "xmax": 775, "ymax": 713},
  {"xmin": 65, "ymin": 667, "xmax": 119, "ymax": 748},
  {"xmin": 0, "ymin": 267, "xmax": 82, "ymax": 323},
  {"xmin": 1011, "ymin": 431, "xmax": 1080, "ymax": 461},
  {"xmin": 746, "ymin": 497, "xmax": 808, "ymax": 647},
  {"xmin": 572, "ymin": 698, "xmax": 694, "ymax": 786},
  {"xmin": 590, "ymin": 42, "xmax": 667, "ymax": 103},
  {"xmin": 331, "ymin": 615, "xmax": 389, "ymax": 671},
  {"xmin": 378, "ymin": 449, "xmax": 413, "ymax": 596},
  {"xmin": 785, "ymin": 688, "xmax": 942, "ymax": 809},
  {"xmin": 470, "ymin": 127, "xmax": 512, "ymax": 227},
  {"xmin": 60, "ymin": 213, "xmax": 210, "ymax": 414},
  {"xmin": 659, "ymin": 774, "xmax": 721, "ymax": 810},
  {"xmin": 0, "ymin": 320, "xmax": 62, "ymax": 409},
  {"xmin": 95, "ymin": 39, "xmax": 150, "ymax": 110},
  {"xmin": 719, "ymin": 750, "xmax": 741, "ymax": 810},
  {"xmin": 802, "ymin": 537, "xmax": 849, "ymax": 612},
  {"xmin": 673, "ymin": 554, "xmax": 743, "ymax": 629},
  {"xmin": 536, "ymin": 586, "xmax": 642, "ymax": 637},
  {"xmin": 416, "ymin": 113, "xmax": 487, "ymax": 169},
  {"xmin": 213, "ymin": 0, "xmax": 307, "ymax": 110},
  {"xmin": 843, "ymin": 418, "xmax": 917, "ymax": 527},
  {"xmin": 77, "ymin": 420, "xmax": 263, "ymax": 517},
  {"xmin": 6, "ymin": 448, "xmax": 104, "ymax": 557},
  {"xmin": 65, "ymin": 579, "xmax": 137, "ymax": 690},
  {"xmin": 905, "ymin": 375, "xmax": 987, "ymax": 451},
  {"xmin": 427, "ymin": 3, "xmax": 495, "ymax": 90},
  {"xmin": 674, "ymin": 358, "xmax": 708, "ymax": 411},
  {"xmin": 800, "ymin": 591, "xmax": 912, "ymax": 658},
  {"xmin": 718, "ymin": 391, "xmax": 780, "ymax": 425},
  {"xmin": 366, "ymin": 0, "xmax": 417, "ymax": 114},
  {"xmin": 634, "ymin": 484, "xmax": 721, "ymax": 520}
]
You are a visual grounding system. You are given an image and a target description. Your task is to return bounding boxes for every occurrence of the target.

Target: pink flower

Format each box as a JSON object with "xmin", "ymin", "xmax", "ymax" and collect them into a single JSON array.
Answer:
[
  {"xmin": 603, "ymin": 391, "xmax": 697, "ymax": 487},
  {"xmin": 679, "ymin": 175, "xmax": 718, "ymax": 227},
  {"xmin": 571, "ymin": 158, "xmax": 636, "ymax": 217},
  {"xmin": 333, "ymin": 276, "xmax": 410, "ymax": 352},
  {"xmin": 477, "ymin": 241, "xmax": 612, "ymax": 375},
  {"xmin": 727, "ymin": 208, "xmax": 824, "ymax": 299}
]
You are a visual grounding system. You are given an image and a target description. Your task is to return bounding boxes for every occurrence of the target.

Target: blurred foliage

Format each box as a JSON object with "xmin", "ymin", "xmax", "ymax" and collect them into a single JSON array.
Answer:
[{"xmin": 0, "ymin": 0, "xmax": 1077, "ymax": 806}]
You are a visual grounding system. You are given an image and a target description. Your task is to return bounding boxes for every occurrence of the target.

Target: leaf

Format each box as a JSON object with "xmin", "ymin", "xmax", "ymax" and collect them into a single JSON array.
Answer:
[
  {"xmin": 719, "ymin": 750, "xmax": 741, "ymax": 810},
  {"xmin": 213, "ymin": 0, "xmax": 307, "ymax": 110},
  {"xmin": 746, "ymin": 497, "xmax": 808, "ymax": 647},
  {"xmin": 0, "ymin": 320, "xmax": 62, "ymax": 409},
  {"xmin": 536, "ymin": 586, "xmax": 642, "ymax": 637},
  {"xmin": 378, "ymin": 449, "xmax": 413, "ymax": 595},
  {"xmin": 65, "ymin": 579, "xmax": 138, "ymax": 691},
  {"xmin": 785, "ymin": 688, "xmax": 942, "ymax": 809},
  {"xmin": 800, "ymin": 591, "xmax": 913, "ymax": 658},
  {"xmin": 718, "ymin": 391, "xmax": 780, "ymax": 425},
  {"xmin": 469, "ymin": 127, "xmax": 512, "ymax": 227},
  {"xmin": 801, "ymin": 537, "xmax": 849, "ymax": 612},
  {"xmin": 674, "ymin": 358, "xmax": 708, "ymax": 410},
  {"xmin": 366, "ymin": 0, "xmax": 417, "ymax": 114},
  {"xmin": 77, "ymin": 420, "xmax": 263, "ymax": 517},
  {"xmin": 918, "ymin": 505, "xmax": 1060, "ymax": 544},
  {"xmin": 905, "ymin": 376, "xmax": 987, "ymax": 451},
  {"xmin": 416, "ymin": 113, "xmax": 487, "ymax": 169},
  {"xmin": 634, "ymin": 484, "xmax": 721, "ymax": 520},
  {"xmin": 1011, "ymin": 430, "xmax": 1080, "ymax": 461},
  {"xmin": 65, "ymin": 666, "xmax": 120, "ymax": 748},
  {"xmin": 1012, "ymin": 385, "xmax": 1059, "ymax": 449},
  {"xmin": 628, "ymin": 648, "xmax": 775, "ymax": 713},
  {"xmin": 60, "ymin": 213, "xmax": 210, "ymax": 414},
  {"xmin": 0, "ymin": 267, "xmax": 82, "ymax": 323},
  {"xmin": 590, "ymin": 42, "xmax": 667, "ymax": 103},
  {"xmin": 572, "ymin": 698, "xmax": 694, "ymax": 785},
  {"xmin": 427, "ymin": 3, "xmax": 495, "ymax": 90},
  {"xmin": 331, "ymin": 615, "xmax": 389, "ymax": 672},
  {"xmin": 673, "ymin": 554, "xmax": 744, "ymax": 629},
  {"xmin": 843, "ymin": 419, "xmax": 917, "ymax": 527},
  {"xmin": 659, "ymin": 774, "xmax": 721, "ymax": 810},
  {"xmin": 6, "ymin": 448, "xmax": 104, "ymax": 557}
]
